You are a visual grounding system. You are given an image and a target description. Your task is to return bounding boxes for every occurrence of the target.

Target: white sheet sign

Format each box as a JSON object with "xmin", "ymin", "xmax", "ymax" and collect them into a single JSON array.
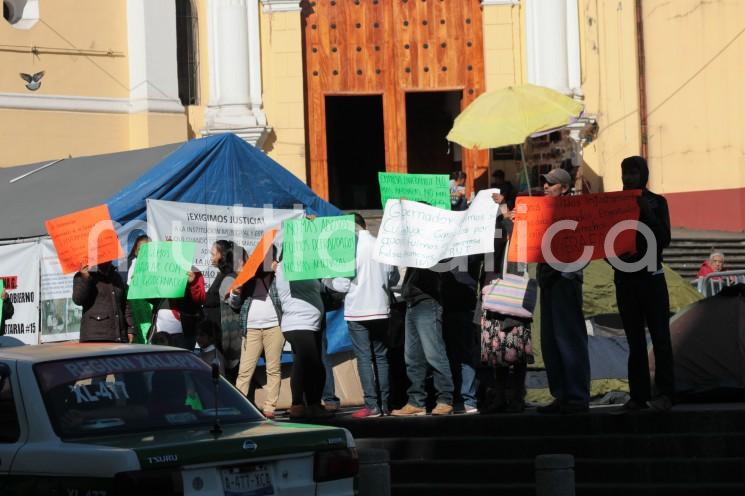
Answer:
[
  {"xmin": 40, "ymin": 238, "xmax": 81, "ymax": 343},
  {"xmin": 373, "ymin": 189, "xmax": 500, "ymax": 268},
  {"xmin": 0, "ymin": 241, "xmax": 41, "ymax": 345},
  {"xmin": 147, "ymin": 199, "xmax": 303, "ymax": 284}
]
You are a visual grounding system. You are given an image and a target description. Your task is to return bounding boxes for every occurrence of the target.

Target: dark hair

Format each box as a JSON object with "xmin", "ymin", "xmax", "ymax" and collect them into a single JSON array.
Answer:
[
  {"xmin": 213, "ymin": 240, "xmax": 236, "ymax": 275},
  {"xmin": 352, "ymin": 212, "xmax": 367, "ymax": 229},
  {"xmin": 127, "ymin": 234, "xmax": 151, "ymax": 264}
]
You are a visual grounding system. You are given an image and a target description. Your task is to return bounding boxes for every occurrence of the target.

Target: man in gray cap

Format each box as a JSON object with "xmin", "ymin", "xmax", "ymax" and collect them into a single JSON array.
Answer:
[{"xmin": 535, "ymin": 167, "xmax": 591, "ymax": 414}]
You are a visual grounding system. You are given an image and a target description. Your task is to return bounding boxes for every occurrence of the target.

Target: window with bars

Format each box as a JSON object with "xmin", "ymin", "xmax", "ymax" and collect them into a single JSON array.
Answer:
[{"xmin": 176, "ymin": 0, "xmax": 199, "ymax": 106}]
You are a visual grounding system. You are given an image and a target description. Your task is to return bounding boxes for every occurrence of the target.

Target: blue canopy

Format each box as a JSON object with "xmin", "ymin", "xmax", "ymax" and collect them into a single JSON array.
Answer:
[{"xmin": 107, "ymin": 133, "xmax": 341, "ymax": 225}]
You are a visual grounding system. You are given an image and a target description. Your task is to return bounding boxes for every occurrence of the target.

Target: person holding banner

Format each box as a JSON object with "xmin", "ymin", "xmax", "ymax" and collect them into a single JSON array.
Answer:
[
  {"xmin": 125, "ymin": 235, "xmax": 153, "ymax": 343},
  {"xmin": 613, "ymin": 156, "xmax": 673, "ymax": 412},
  {"xmin": 0, "ymin": 286, "xmax": 14, "ymax": 336},
  {"xmin": 73, "ymin": 262, "xmax": 129, "ymax": 343},
  {"xmin": 324, "ymin": 213, "xmax": 398, "ymax": 418},
  {"xmin": 535, "ymin": 168, "xmax": 591, "ymax": 415},
  {"xmin": 229, "ymin": 246, "xmax": 285, "ymax": 419},
  {"xmin": 151, "ymin": 268, "xmax": 206, "ymax": 350},
  {"xmin": 274, "ymin": 257, "xmax": 331, "ymax": 420}
]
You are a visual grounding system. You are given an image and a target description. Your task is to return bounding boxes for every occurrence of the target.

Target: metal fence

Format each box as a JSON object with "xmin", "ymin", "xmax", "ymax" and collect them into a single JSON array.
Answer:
[{"xmin": 695, "ymin": 270, "xmax": 745, "ymax": 298}]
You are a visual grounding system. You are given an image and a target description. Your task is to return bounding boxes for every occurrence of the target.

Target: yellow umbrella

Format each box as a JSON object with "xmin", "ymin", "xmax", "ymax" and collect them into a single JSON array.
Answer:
[{"xmin": 447, "ymin": 84, "xmax": 584, "ymax": 149}]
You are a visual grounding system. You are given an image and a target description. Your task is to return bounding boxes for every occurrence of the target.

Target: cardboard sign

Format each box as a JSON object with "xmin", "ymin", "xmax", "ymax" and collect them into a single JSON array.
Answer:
[
  {"xmin": 126, "ymin": 241, "xmax": 196, "ymax": 300},
  {"xmin": 378, "ymin": 172, "xmax": 451, "ymax": 210},
  {"xmin": 45, "ymin": 204, "xmax": 124, "ymax": 274},
  {"xmin": 229, "ymin": 229, "xmax": 278, "ymax": 293},
  {"xmin": 373, "ymin": 189, "xmax": 500, "ymax": 268},
  {"xmin": 507, "ymin": 191, "xmax": 641, "ymax": 264},
  {"xmin": 282, "ymin": 216, "xmax": 356, "ymax": 281}
]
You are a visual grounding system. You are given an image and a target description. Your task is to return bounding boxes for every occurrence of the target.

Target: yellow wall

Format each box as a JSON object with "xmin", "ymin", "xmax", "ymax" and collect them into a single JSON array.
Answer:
[
  {"xmin": 482, "ymin": 3, "xmax": 525, "ymax": 91},
  {"xmin": 580, "ymin": 0, "xmax": 745, "ymax": 195},
  {"xmin": 259, "ymin": 9, "xmax": 308, "ymax": 183}
]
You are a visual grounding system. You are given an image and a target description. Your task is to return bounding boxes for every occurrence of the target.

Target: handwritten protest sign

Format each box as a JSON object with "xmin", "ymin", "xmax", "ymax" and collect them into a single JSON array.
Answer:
[
  {"xmin": 229, "ymin": 229, "xmax": 278, "ymax": 293},
  {"xmin": 507, "ymin": 190, "xmax": 641, "ymax": 264},
  {"xmin": 282, "ymin": 216, "xmax": 356, "ymax": 281},
  {"xmin": 127, "ymin": 241, "xmax": 196, "ymax": 300},
  {"xmin": 378, "ymin": 172, "xmax": 451, "ymax": 210},
  {"xmin": 373, "ymin": 189, "xmax": 500, "ymax": 268},
  {"xmin": 45, "ymin": 204, "xmax": 124, "ymax": 274}
]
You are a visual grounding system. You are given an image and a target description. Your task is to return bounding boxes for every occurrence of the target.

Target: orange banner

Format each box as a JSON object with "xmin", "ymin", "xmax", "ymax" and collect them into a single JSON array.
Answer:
[
  {"xmin": 45, "ymin": 204, "xmax": 124, "ymax": 274},
  {"xmin": 507, "ymin": 191, "xmax": 641, "ymax": 264},
  {"xmin": 228, "ymin": 229, "xmax": 278, "ymax": 294}
]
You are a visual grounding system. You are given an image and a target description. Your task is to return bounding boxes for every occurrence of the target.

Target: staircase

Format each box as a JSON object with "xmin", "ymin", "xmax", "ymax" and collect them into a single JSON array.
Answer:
[
  {"xmin": 664, "ymin": 236, "xmax": 745, "ymax": 280},
  {"xmin": 329, "ymin": 407, "xmax": 745, "ymax": 496}
]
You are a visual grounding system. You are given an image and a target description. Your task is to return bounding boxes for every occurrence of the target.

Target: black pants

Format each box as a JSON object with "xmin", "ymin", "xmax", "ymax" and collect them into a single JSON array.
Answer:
[
  {"xmin": 615, "ymin": 272, "xmax": 674, "ymax": 401},
  {"xmin": 284, "ymin": 330, "xmax": 325, "ymax": 406}
]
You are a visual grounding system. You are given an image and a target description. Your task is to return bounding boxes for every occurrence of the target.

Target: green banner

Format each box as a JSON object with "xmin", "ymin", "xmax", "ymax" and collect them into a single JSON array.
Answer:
[
  {"xmin": 378, "ymin": 172, "xmax": 451, "ymax": 210},
  {"xmin": 282, "ymin": 215, "xmax": 356, "ymax": 281},
  {"xmin": 127, "ymin": 241, "xmax": 196, "ymax": 300}
]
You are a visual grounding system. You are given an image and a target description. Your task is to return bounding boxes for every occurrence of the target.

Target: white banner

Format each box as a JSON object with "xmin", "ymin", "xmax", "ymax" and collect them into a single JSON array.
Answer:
[
  {"xmin": 40, "ymin": 238, "xmax": 81, "ymax": 343},
  {"xmin": 373, "ymin": 189, "xmax": 500, "ymax": 268},
  {"xmin": 0, "ymin": 241, "xmax": 41, "ymax": 345},
  {"xmin": 146, "ymin": 199, "xmax": 303, "ymax": 284}
]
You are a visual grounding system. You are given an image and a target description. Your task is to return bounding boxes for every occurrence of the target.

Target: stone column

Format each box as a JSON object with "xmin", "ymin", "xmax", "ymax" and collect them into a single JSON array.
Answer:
[{"xmin": 204, "ymin": 0, "xmax": 270, "ymax": 148}]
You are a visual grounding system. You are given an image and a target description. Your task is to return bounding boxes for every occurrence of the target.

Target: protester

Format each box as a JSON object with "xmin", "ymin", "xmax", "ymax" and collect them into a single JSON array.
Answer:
[
  {"xmin": 0, "ymin": 285, "xmax": 14, "ymax": 336},
  {"xmin": 275, "ymin": 255, "xmax": 331, "ymax": 419},
  {"xmin": 229, "ymin": 247, "xmax": 285, "ymax": 419},
  {"xmin": 204, "ymin": 240, "xmax": 244, "ymax": 381},
  {"xmin": 150, "ymin": 266, "xmax": 206, "ymax": 350},
  {"xmin": 698, "ymin": 251, "xmax": 726, "ymax": 279},
  {"xmin": 73, "ymin": 261, "xmax": 129, "ymax": 343},
  {"xmin": 613, "ymin": 156, "xmax": 674, "ymax": 412},
  {"xmin": 324, "ymin": 213, "xmax": 397, "ymax": 418},
  {"xmin": 536, "ymin": 168, "xmax": 590, "ymax": 414},
  {"xmin": 491, "ymin": 169, "xmax": 516, "ymax": 209},
  {"xmin": 321, "ymin": 330, "xmax": 342, "ymax": 412},
  {"xmin": 392, "ymin": 253, "xmax": 455, "ymax": 416},
  {"xmin": 195, "ymin": 320, "xmax": 226, "ymax": 376},
  {"xmin": 125, "ymin": 234, "xmax": 152, "ymax": 344},
  {"xmin": 473, "ymin": 194, "xmax": 532, "ymax": 413},
  {"xmin": 450, "ymin": 171, "xmax": 468, "ymax": 211}
]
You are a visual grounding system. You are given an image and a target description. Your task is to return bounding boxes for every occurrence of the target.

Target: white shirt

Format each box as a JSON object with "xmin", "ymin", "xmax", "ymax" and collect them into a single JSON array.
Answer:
[
  {"xmin": 156, "ymin": 310, "xmax": 182, "ymax": 334},
  {"xmin": 275, "ymin": 262, "xmax": 323, "ymax": 332},
  {"xmin": 324, "ymin": 230, "xmax": 395, "ymax": 321},
  {"xmin": 246, "ymin": 274, "xmax": 279, "ymax": 329}
]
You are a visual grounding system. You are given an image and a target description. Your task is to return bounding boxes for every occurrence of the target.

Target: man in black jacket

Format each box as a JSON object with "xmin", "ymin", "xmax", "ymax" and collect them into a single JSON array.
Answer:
[
  {"xmin": 0, "ymin": 285, "xmax": 14, "ymax": 336},
  {"xmin": 613, "ymin": 155, "xmax": 673, "ymax": 412},
  {"xmin": 72, "ymin": 262, "xmax": 129, "ymax": 343}
]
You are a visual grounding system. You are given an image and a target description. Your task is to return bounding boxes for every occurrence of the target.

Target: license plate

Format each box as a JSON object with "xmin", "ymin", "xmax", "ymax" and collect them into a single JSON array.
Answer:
[{"xmin": 221, "ymin": 464, "xmax": 274, "ymax": 496}]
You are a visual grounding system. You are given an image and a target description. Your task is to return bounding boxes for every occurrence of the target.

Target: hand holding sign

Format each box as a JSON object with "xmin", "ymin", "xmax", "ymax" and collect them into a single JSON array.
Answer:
[
  {"xmin": 45, "ymin": 204, "xmax": 124, "ymax": 274},
  {"xmin": 282, "ymin": 216, "xmax": 356, "ymax": 281},
  {"xmin": 228, "ymin": 229, "xmax": 278, "ymax": 295},
  {"xmin": 127, "ymin": 241, "xmax": 197, "ymax": 300}
]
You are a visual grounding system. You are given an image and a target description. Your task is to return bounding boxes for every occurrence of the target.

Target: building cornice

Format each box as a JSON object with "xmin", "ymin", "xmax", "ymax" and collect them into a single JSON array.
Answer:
[
  {"xmin": 0, "ymin": 92, "xmax": 184, "ymax": 114},
  {"xmin": 261, "ymin": 0, "xmax": 301, "ymax": 13}
]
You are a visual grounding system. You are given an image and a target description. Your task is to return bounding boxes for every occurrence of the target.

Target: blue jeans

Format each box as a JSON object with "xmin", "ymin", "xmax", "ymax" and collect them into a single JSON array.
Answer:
[
  {"xmin": 348, "ymin": 319, "xmax": 390, "ymax": 411},
  {"xmin": 540, "ymin": 275, "xmax": 590, "ymax": 405},
  {"xmin": 444, "ymin": 311, "xmax": 479, "ymax": 409},
  {"xmin": 404, "ymin": 298, "xmax": 454, "ymax": 407},
  {"xmin": 321, "ymin": 330, "xmax": 340, "ymax": 405}
]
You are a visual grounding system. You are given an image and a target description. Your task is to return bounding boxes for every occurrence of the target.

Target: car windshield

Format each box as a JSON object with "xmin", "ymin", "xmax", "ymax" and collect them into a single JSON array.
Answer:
[{"xmin": 34, "ymin": 351, "xmax": 262, "ymax": 439}]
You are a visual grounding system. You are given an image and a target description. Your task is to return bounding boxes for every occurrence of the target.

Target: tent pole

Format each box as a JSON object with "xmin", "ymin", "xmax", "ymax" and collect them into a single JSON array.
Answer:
[{"xmin": 520, "ymin": 143, "xmax": 532, "ymax": 197}]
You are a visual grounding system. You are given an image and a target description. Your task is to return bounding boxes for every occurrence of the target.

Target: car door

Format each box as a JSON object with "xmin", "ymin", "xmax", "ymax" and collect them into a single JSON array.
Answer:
[{"xmin": 0, "ymin": 360, "xmax": 23, "ymax": 485}]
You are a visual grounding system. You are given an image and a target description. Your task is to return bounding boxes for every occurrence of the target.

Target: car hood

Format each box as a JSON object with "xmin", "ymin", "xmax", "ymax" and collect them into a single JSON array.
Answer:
[{"xmin": 73, "ymin": 421, "xmax": 350, "ymax": 470}]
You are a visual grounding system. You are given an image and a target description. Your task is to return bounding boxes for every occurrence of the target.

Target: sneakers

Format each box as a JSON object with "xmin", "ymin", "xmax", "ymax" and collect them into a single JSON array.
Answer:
[
  {"xmin": 431, "ymin": 403, "xmax": 454, "ymax": 416},
  {"xmin": 262, "ymin": 410, "xmax": 276, "ymax": 420},
  {"xmin": 536, "ymin": 399, "xmax": 562, "ymax": 414},
  {"xmin": 391, "ymin": 404, "xmax": 426, "ymax": 417},
  {"xmin": 323, "ymin": 401, "xmax": 341, "ymax": 413},
  {"xmin": 647, "ymin": 396, "xmax": 673, "ymax": 412},
  {"xmin": 351, "ymin": 407, "xmax": 383, "ymax": 419},
  {"xmin": 288, "ymin": 404, "xmax": 306, "ymax": 419},
  {"xmin": 308, "ymin": 404, "xmax": 335, "ymax": 419},
  {"xmin": 462, "ymin": 404, "xmax": 479, "ymax": 415},
  {"xmin": 560, "ymin": 402, "xmax": 589, "ymax": 415}
]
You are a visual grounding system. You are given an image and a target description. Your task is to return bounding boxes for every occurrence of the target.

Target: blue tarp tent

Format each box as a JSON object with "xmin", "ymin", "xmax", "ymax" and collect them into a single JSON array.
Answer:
[{"xmin": 105, "ymin": 133, "xmax": 351, "ymax": 355}]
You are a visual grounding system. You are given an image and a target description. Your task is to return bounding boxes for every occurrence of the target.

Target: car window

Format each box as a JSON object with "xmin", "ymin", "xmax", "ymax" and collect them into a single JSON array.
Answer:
[
  {"xmin": 0, "ymin": 365, "xmax": 21, "ymax": 443},
  {"xmin": 34, "ymin": 351, "xmax": 262, "ymax": 439}
]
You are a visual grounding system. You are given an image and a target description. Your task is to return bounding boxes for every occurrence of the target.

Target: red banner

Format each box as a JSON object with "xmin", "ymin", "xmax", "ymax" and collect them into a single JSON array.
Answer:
[{"xmin": 507, "ymin": 191, "xmax": 641, "ymax": 264}]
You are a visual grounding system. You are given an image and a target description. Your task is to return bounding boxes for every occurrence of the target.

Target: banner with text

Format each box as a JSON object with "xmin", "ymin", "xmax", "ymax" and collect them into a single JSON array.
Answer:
[
  {"xmin": 373, "ymin": 189, "xmax": 500, "ymax": 268},
  {"xmin": 507, "ymin": 190, "xmax": 641, "ymax": 264},
  {"xmin": 0, "ymin": 242, "xmax": 40, "ymax": 344},
  {"xmin": 378, "ymin": 172, "xmax": 451, "ymax": 210},
  {"xmin": 147, "ymin": 199, "xmax": 303, "ymax": 285},
  {"xmin": 40, "ymin": 238, "xmax": 81, "ymax": 343},
  {"xmin": 282, "ymin": 215, "xmax": 356, "ymax": 281}
]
